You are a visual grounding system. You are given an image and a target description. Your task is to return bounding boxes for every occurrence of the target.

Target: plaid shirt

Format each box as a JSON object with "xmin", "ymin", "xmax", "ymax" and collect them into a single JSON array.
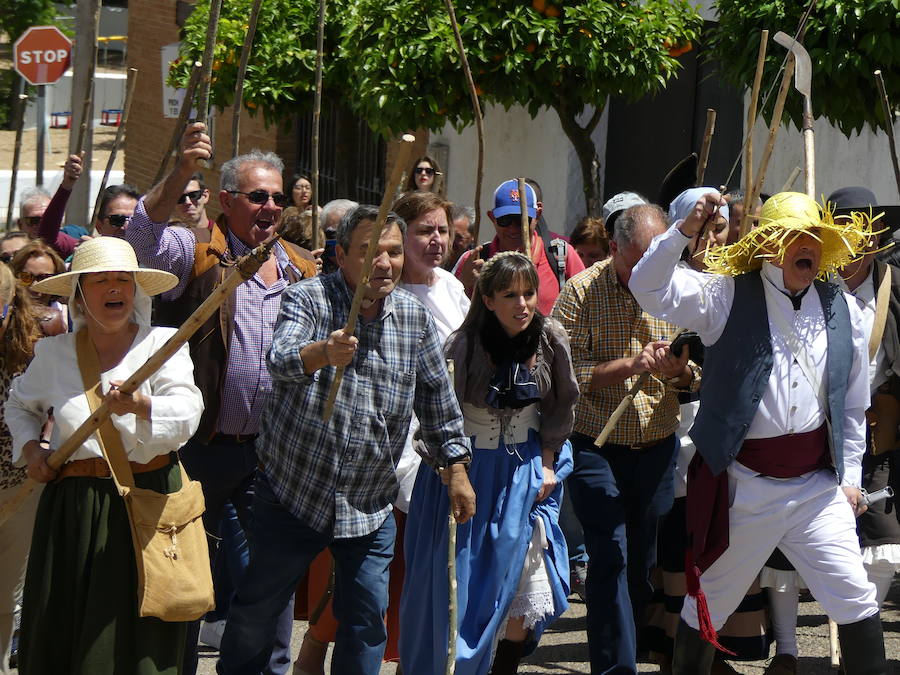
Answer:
[
  {"xmin": 259, "ymin": 271, "xmax": 471, "ymax": 538},
  {"xmin": 552, "ymin": 258, "xmax": 682, "ymax": 445}
]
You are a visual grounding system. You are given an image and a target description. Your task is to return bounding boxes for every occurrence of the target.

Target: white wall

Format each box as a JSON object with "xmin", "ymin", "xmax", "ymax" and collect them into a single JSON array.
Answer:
[{"xmin": 430, "ymin": 102, "xmax": 608, "ymax": 239}]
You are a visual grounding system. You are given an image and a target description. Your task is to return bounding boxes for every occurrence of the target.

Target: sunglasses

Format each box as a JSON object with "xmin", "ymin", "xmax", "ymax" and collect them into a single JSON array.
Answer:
[
  {"xmin": 18, "ymin": 272, "xmax": 54, "ymax": 287},
  {"xmin": 495, "ymin": 215, "xmax": 527, "ymax": 228},
  {"xmin": 414, "ymin": 167, "xmax": 437, "ymax": 176},
  {"xmin": 228, "ymin": 190, "xmax": 291, "ymax": 208},
  {"xmin": 105, "ymin": 214, "xmax": 132, "ymax": 228},
  {"xmin": 177, "ymin": 189, "xmax": 205, "ymax": 204},
  {"xmin": 21, "ymin": 216, "xmax": 41, "ymax": 227},
  {"xmin": 0, "ymin": 252, "xmax": 13, "ymax": 264}
]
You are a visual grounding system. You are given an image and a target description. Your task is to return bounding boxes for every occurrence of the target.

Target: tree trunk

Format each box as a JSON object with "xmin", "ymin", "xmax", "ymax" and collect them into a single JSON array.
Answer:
[{"xmin": 553, "ymin": 100, "xmax": 605, "ymax": 217}]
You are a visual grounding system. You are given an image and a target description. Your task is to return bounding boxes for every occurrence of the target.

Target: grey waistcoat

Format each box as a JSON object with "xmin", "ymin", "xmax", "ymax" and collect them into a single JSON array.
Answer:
[{"xmin": 688, "ymin": 270, "xmax": 853, "ymax": 480}]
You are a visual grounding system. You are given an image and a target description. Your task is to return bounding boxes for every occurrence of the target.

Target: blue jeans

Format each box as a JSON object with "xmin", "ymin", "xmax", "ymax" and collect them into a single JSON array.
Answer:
[
  {"xmin": 218, "ymin": 472, "xmax": 395, "ymax": 675},
  {"xmin": 568, "ymin": 432, "xmax": 677, "ymax": 674}
]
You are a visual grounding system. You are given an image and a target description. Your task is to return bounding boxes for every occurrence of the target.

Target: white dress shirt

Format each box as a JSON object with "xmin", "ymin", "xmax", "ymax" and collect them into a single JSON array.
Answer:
[
  {"xmin": 836, "ymin": 269, "xmax": 890, "ymax": 393},
  {"xmin": 629, "ymin": 224, "xmax": 870, "ymax": 486}
]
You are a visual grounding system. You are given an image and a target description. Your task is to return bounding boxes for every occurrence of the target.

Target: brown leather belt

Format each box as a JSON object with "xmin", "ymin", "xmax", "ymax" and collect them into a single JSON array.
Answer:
[{"xmin": 57, "ymin": 452, "xmax": 175, "ymax": 480}]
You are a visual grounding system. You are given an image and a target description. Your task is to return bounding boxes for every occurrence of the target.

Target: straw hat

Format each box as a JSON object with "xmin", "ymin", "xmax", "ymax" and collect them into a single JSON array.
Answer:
[
  {"xmin": 31, "ymin": 236, "xmax": 178, "ymax": 298},
  {"xmin": 703, "ymin": 191, "xmax": 877, "ymax": 279}
]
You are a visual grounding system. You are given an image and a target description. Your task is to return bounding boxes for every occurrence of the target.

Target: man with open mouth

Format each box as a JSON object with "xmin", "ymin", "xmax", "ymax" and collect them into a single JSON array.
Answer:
[{"xmin": 629, "ymin": 190, "xmax": 889, "ymax": 674}]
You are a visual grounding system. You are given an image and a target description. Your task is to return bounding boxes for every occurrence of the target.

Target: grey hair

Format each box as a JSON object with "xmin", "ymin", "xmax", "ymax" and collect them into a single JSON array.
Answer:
[
  {"xmin": 725, "ymin": 189, "xmax": 762, "ymax": 208},
  {"xmin": 321, "ymin": 199, "xmax": 359, "ymax": 231},
  {"xmin": 450, "ymin": 204, "xmax": 477, "ymax": 234},
  {"xmin": 219, "ymin": 150, "xmax": 284, "ymax": 192},
  {"xmin": 336, "ymin": 205, "xmax": 406, "ymax": 253},
  {"xmin": 18, "ymin": 187, "xmax": 51, "ymax": 219},
  {"xmin": 613, "ymin": 204, "xmax": 667, "ymax": 247}
]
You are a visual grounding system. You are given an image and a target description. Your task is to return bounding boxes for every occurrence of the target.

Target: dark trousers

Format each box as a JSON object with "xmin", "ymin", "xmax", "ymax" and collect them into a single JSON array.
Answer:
[{"xmin": 568, "ymin": 432, "xmax": 678, "ymax": 674}]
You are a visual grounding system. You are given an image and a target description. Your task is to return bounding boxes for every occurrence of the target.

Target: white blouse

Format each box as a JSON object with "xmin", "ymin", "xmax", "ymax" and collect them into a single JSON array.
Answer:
[{"xmin": 6, "ymin": 325, "xmax": 204, "ymax": 466}]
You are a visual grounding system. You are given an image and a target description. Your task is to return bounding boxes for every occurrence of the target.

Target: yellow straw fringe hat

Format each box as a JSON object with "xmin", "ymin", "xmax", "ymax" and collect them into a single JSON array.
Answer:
[{"xmin": 704, "ymin": 191, "xmax": 880, "ymax": 278}]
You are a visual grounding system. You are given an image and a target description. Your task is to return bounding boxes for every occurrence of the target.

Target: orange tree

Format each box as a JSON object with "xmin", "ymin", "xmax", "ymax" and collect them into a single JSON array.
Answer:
[{"xmin": 173, "ymin": 0, "xmax": 702, "ymax": 215}]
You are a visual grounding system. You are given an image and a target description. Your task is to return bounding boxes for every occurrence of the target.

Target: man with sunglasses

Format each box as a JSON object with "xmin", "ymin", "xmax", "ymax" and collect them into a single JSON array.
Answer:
[
  {"xmin": 15, "ymin": 187, "xmax": 51, "ymax": 238},
  {"xmin": 125, "ymin": 121, "xmax": 316, "ymax": 675},
  {"xmin": 173, "ymin": 172, "xmax": 212, "ymax": 230},
  {"xmin": 454, "ymin": 178, "xmax": 585, "ymax": 316}
]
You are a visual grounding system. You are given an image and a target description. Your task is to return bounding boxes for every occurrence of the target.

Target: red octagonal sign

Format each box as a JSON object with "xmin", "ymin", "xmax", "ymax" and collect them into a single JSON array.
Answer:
[{"xmin": 14, "ymin": 26, "xmax": 72, "ymax": 86}]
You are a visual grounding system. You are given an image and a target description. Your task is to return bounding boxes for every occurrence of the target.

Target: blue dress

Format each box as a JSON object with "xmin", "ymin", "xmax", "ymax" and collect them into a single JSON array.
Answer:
[{"xmin": 400, "ymin": 321, "xmax": 579, "ymax": 675}]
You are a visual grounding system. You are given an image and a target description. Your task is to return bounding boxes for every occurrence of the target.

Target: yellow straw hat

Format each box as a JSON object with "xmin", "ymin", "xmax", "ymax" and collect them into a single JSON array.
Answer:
[
  {"xmin": 704, "ymin": 191, "xmax": 878, "ymax": 278},
  {"xmin": 31, "ymin": 236, "xmax": 178, "ymax": 298}
]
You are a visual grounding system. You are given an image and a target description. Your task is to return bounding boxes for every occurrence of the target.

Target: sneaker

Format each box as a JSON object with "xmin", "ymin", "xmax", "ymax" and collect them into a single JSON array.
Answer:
[
  {"xmin": 199, "ymin": 618, "xmax": 226, "ymax": 650},
  {"xmin": 570, "ymin": 561, "xmax": 587, "ymax": 602},
  {"xmin": 764, "ymin": 653, "xmax": 798, "ymax": 674}
]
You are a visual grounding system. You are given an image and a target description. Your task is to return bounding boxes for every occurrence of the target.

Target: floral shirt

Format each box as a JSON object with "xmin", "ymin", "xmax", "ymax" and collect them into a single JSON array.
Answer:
[{"xmin": 0, "ymin": 358, "xmax": 25, "ymax": 490}]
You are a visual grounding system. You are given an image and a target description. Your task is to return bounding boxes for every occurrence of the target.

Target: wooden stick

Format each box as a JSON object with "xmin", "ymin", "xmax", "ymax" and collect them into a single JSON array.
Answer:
[
  {"xmin": 780, "ymin": 166, "xmax": 802, "ymax": 192},
  {"xmin": 830, "ymin": 618, "xmax": 841, "ymax": 668},
  {"xmin": 311, "ymin": 0, "xmax": 327, "ymax": 251},
  {"xmin": 875, "ymin": 70, "xmax": 900, "ymax": 200},
  {"xmin": 154, "ymin": 62, "xmax": 202, "ymax": 185},
  {"xmin": 74, "ymin": 79, "xmax": 94, "ymax": 157},
  {"xmin": 321, "ymin": 134, "xmax": 417, "ymax": 421},
  {"xmin": 442, "ymin": 0, "xmax": 484, "ymax": 242},
  {"xmin": 742, "ymin": 31, "xmax": 769, "ymax": 233},
  {"xmin": 695, "ymin": 108, "xmax": 717, "ymax": 186},
  {"xmin": 195, "ymin": 0, "xmax": 224, "ymax": 169},
  {"xmin": 594, "ymin": 328, "xmax": 684, "ymax": 448},
  {"xmin": 90, "ymin": 69, "xmax": 138, "ymax": 228},
  {"xmin": 6, "ymin": 85, "xmax": 26, "ymax": 232},
  {"xmin": 0, "ymin": 235, "xmax": 282, "ymax": 528},
  {"xmin": 747, "ymin": 55, "xmax": 795, "ymax": 236},
  {"xmin": 446, "ymin": 358, "xmax": 458, "ymax": 675},
  {"xmin": 231, "ymin": 0, "xmax": 264, "ymax": 158},
  {"xmin": 518, "ymin": 177, "xmax": 531, "ymax": 259}
]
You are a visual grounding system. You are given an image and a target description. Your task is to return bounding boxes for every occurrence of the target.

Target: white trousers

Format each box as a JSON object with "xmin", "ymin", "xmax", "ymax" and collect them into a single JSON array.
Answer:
[{"xmin": 683, "ymin": 462, "xmax": 878, "ymax": 629}]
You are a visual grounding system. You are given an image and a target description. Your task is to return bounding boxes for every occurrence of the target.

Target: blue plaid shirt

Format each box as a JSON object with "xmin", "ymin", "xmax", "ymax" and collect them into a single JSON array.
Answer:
[{"xmin": 259, "ymin": 271, "xmax": 471, "ymax": 538}]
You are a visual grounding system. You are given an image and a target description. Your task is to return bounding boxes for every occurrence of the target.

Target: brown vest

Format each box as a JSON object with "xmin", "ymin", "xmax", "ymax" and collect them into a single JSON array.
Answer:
[{"xmin": 154, "ymin": 218, "xmax": 317, "ymax": 441}]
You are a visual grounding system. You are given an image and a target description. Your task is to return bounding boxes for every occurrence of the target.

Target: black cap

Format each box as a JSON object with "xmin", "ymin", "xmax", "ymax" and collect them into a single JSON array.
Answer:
[{"xmin": 826, "ymin": 186, "xmax": 900, "ymax": 236}]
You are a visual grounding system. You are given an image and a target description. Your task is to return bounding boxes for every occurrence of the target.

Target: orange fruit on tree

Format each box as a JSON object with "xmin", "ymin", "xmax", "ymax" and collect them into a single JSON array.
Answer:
[
  {"xmin": 532, "ymin": 0, "xmax": 547, "ymax": 13},
  {"xmin": 545, "ymin": 4, "xmax": 561, "ymax": 17}
]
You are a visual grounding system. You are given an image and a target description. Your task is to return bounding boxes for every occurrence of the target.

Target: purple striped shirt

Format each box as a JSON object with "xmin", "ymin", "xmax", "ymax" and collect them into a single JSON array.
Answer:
[{"xmin": 126, "ymin": 198, "xmax": 299, "ymax": 434}]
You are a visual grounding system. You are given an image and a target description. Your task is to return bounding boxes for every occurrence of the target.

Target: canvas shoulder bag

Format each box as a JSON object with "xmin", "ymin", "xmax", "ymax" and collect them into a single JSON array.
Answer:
[{"xmin": 76, "ymin": 329, "xmax": 214, "ymax": 622}]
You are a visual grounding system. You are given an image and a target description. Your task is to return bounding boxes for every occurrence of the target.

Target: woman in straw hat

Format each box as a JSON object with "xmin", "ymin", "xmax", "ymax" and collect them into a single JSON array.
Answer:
[
  {"xmin": 5, "ymin": 236, "xmax": 204, "ymax": 675},
  {"xmin": 629, "ymin": 191, "xmax": 888, "ymax": 674}
]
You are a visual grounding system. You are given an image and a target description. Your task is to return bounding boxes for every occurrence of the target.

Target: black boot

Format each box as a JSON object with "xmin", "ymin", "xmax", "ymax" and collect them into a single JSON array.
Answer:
[
  {"xmin": 488, "ymin": 639, "xmax": 524, "ymax": 675},
  {"xmin": 838, "ymin": 614, "xmax": 888, "ymax": 674},
  {"xmin": 672, "ymin": 620, "xmax": 715, "ymax": 675}
]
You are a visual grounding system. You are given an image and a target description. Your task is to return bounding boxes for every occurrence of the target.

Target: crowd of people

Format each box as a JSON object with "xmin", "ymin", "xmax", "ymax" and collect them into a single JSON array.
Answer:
[{"xmin": 0, "ymin": 116, "xmax": 898, "ymax": 675}]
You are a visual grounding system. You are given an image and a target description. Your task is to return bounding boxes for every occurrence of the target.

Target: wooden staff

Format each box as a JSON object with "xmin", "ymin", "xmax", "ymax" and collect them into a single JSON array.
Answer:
[
  {"xmin": 89, "ymin": 69, "xmax": 138, "ymax": 228},
  {"xmin": 442, "ymin": 0, "xmax": 484, "ymax": 242},
  {"xmin": 695, "ymin": 108, "xmax": 717, "ymax": 186},
  {"xmin": 195, "ymin": 0, "xmax": 224, "ymax": 169},
  {"xmin": 875, "ymin": 70, "xmax": 900, "ymax": 200},
  {"xmin": 231, "ymin": 0, "xmax": 264, "ymax": 158},
  {"xmin": 74, "ymin": 79, "xmax": 94, "ymax": 157},
  {"xmin": 321, "ymin": 134, "xmax": 416, "ymax": 422},
  {"xmin": 518, "ymin": 177, "xmax": 531, "ymax": 259},
  {"xmin": 780, "ymin": 166, "xmax": 802, "ymax": 192},
  {"xmin": 154, "ymin": 62, "xmax": 202, "ymax": 185},
  {"xmin": 747, "ymin": 56, "xmax": 795, "ymax": 231},
  {"xmin": 594, "ymin": 327, "xmax": 684, "ymax": 448},
  {"xmin": 446, "ymin": 358, "xmax": 458, "ymax": 675},
  {"xmin": 0, "ymin": 235, "xmax": 282, "ymax": 527},
  {"xmin": 742, "ymin": 31, "xmax": 768, "ymax": 234},
  {"xmin": 311, "ymin": 0, "xmax": 327, "ymax": 250},
  {"xmin": 6, "ymin": 86, "xmax": 26, "ymax": 232}
]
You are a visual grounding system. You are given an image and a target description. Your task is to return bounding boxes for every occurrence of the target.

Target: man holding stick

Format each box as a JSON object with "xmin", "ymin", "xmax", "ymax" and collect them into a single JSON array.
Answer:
[
  {"xmin": 629, "ymin": 190, "xmax": 887, "ymax": 674},
  {"xmin": 551, "ymin": 204, "xmax": 697, "ymax": 674},
  {"xmin": 218, "ymin": 205, "xmax": 476, "ymax": 674},
  {"xmin": 125, "ymin": 122, "xmax": 316, "ymax": 674}
]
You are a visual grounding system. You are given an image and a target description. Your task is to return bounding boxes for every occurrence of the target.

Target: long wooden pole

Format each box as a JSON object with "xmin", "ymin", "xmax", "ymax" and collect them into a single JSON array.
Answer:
[
  {"xmin": 154, "ymin": 63, "xmax": 202, "ymax": 185},
  {"xmin": 742, "ymin": 31, "xmax": 768, "ymax": 233},
  {"xmin": 321, "ymin": 135, "xmax": 416, "ymax": 422},
  {"xmin": 695, "ymin": 108, "xmax": 717, "ymax": 186},
  {"xmin": 442, "ymin": 0, "xmax": 484, "ymax": 242},
  {"xmin": 780, "ymin": 166, "xmax": 802, "ymax": 193},
  {"xmin": 231, "ymin": 0, "xmax": 264, "ymax": 157},
  {"xmin": 875, "ymin": 70, "xmax": 900, "ymax": 200},
  {"xmin": 90, "ymin": 69, "xmax": 138, "ymax": 228},
  {"xmin": 194, "ymin": 0, "xmax": 224, "ymax": 169},
  {"xmin": 445, "ymin": 358, "xmax": 458, "ymax": 675},
  {"xmin": 311, "ymin": 0, "xmax": 327, "ymax": 250},
  {"xmin": 74, "ymin": 80, "xmax": 94, "ymax": 157},
  {"xmin": 0, "ymin": 235, "xmax": 282, "ymax": 527},
  {"xmin": 518, "ymin": 177, "xmax": 531, "ymax": 259},
  {"xmin": 6, "ymin": 83, "xmax": 26, "ymax": 232}
]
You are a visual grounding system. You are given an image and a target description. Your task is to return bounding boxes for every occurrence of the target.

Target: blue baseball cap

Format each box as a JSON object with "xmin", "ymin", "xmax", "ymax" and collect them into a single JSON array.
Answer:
[{"xmin": 492, "ymin": 180, "xmax": 537, "ymax": 219}]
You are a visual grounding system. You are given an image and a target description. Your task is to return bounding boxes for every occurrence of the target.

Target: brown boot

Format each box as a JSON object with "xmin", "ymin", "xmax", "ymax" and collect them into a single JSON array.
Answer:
[
  {"xmin": 292, "ymin": 632, "xmax": 328, "ymax": 675},
  {"xmin": 489, "ymin": 639, "xmax": 524, "ymax": 675},
  {"xmin": 764, "ymin": 653, "xmax": 798, "ymax": 674}
]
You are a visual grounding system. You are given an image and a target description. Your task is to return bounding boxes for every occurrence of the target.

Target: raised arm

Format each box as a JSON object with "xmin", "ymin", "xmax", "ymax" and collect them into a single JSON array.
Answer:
[{"xmin": 37, "ymin": 154, "xmax": 82, "ymax": 257}]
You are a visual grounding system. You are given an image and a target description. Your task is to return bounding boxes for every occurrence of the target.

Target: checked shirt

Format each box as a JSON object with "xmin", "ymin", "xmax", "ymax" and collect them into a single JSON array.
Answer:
[{"xmin": 259, "ymin": 271, "xmax": 471, "ymax": 538}]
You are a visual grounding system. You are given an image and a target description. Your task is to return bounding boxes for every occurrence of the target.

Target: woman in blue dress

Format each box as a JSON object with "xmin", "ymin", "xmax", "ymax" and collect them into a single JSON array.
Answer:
[{"xmin": 401, "ymin": 251, "xmax": 579, "ymax": 674}]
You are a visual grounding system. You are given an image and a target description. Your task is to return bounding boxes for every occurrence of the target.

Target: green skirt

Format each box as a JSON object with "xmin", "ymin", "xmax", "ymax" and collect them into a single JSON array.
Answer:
[{"xmin": 19, "ymin": 458, "xmax": 187, "ymax": 675}]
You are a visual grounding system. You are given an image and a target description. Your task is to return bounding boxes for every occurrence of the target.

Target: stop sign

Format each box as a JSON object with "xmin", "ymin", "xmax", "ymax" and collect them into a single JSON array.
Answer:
[{"xmin": 14, "ymin": 26, "xmax": 72, "ymax": 86}]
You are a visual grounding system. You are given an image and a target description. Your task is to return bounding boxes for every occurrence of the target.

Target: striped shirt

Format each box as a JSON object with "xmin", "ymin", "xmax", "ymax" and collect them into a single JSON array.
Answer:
[
  {"xmin": 551, "ymin": 258, "xmax": 682, "ymax": 446},
  {"xmin": 259, "ymin": 271, "xmax": 471, "ymax": 538}
]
